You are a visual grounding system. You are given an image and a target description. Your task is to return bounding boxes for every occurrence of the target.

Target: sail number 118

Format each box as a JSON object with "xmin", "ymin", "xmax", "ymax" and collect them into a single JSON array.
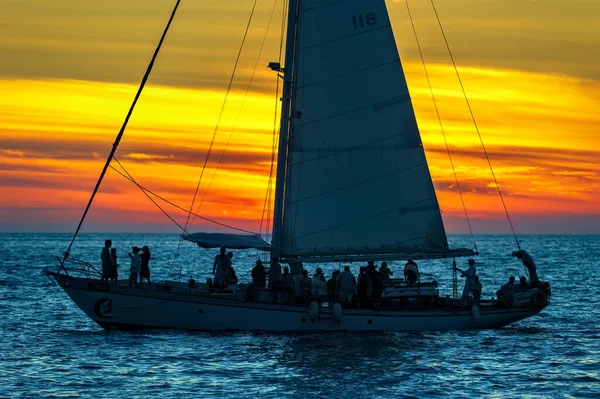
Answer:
[{"xmin": 352, "ymin": 13, "xmax": 377, "ymax": 29}]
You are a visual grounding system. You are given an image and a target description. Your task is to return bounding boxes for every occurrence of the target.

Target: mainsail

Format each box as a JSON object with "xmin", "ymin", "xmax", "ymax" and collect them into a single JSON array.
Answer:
[{"xmin": 273, "ymin": 0, "xmax": 462, "ymax": 262}]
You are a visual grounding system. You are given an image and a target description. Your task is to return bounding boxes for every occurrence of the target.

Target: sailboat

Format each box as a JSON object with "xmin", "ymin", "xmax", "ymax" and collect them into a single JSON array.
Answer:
[{"xmin": 44, "ymin": 0, "xmax": 551, "ymax": 331}]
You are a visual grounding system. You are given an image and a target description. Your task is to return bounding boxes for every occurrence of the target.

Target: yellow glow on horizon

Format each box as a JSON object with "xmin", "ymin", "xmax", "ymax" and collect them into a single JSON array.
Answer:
[{"xmin": 1, "ymin": 61, "xmax": 599, "ymax": 232}]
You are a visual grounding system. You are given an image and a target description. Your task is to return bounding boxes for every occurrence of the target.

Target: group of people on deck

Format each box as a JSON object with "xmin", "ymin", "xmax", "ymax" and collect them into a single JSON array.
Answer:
[
  {"xmin": 98, "ymin": 240, "xmax": 540, "ymax": 308},
  {"xmin": 212, "ymin": 247, "xmax": 239, "ymax": 289},
  {"xmin": 456, "ymin": 250, "xmax": 541, "ymax": 307},
  {"xmin": 455, "ymin": 258, "xmax": 482, "ymax": 306},
  {"xmin": 246, "ymin": 257, "xmax": 419, "ymax": 308},
  {"xmin": 495, "ymin": 250, "xmax": 541, "ymax": 305},
  {"xmin": 100, "ymin": 240, "xmax": 152, "ymax": 288}
]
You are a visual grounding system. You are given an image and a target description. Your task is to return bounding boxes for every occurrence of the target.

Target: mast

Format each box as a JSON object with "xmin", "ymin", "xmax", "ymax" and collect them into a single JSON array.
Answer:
[{"xmin": 271, "ymin": 0, "xmax": 299, "ymax": 259}]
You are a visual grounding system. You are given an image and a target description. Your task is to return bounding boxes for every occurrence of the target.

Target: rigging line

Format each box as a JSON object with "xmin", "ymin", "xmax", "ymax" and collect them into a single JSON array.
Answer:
[
  {"xmin": 429, "ymin": 0, "xmax": 520, "ymax": 250},
  {"xmin": 183, "ymin": 0, "xmax": 260, "ymax": 234},
  {"xmin": 279, "ymin": 0, "xmax": 287, "ymax": 61},
  {"xmin": 194, "ymin": 0, "xmax": 280, "ymax": 230},
  {"xmin": 107, "ymin": 163, "xmax": 257, "ymax": 234},
  {"xmin": 111, "ymin": 157, "xmax": 189, "ymax": 284},
  {"xmin": 61, "ymin": 0, "xmax": 183, "ymax": 262},
  {"xmin": 171, "ymin": 0, "xmax": 259, "ymax": 280},
  {"xmin": 405, "ymin": 0, "xmax": 478, "ymax": 253},
  {"xmin": 112, "ymin": 157, "xmax": 190, "ymax": 234}
]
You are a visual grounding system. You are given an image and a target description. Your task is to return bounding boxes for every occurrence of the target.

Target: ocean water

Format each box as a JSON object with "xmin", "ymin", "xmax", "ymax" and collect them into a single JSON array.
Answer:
[{"xmin": 0, "ymin": 233, "xmax": 599, "ymax": 398}]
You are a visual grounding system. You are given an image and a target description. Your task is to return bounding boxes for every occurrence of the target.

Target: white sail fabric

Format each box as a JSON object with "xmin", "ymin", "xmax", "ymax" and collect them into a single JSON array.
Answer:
[{"xmin": 279, "ymin": 0, "xmax": 449, "ymax": 258}]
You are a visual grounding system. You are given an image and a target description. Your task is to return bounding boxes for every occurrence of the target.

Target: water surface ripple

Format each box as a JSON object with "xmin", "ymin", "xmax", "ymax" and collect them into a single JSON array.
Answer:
[{"xmin": 1, "ymin": 234, "xmax": 599, "ymax": 398}]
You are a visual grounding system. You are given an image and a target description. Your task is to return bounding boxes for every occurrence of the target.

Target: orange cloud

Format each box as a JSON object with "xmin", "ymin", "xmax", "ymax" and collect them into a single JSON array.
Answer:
[{"xmin": 1, "ymin": 60, "xmax": 599, "ymax": 233}]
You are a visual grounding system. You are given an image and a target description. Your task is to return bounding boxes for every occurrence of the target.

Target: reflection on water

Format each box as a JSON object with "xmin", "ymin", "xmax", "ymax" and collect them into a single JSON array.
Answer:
[{"xmin": 0, "ymin": 234, "xmax": 599, "ymax": 398}]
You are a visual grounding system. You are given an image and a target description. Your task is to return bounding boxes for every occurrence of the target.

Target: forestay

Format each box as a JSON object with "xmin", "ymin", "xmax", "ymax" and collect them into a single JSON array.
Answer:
[{"xmin": 278, "ymin": 0, "xmax": 450, "ymax": 260}]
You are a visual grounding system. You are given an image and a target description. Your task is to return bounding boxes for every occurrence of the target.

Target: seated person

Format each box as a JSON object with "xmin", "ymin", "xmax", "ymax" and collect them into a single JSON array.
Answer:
[
  {"xmin": 496, "ymin": 276, "xmax": 516, "ymax": 305},
  {"xmin": 515, "ymin": 276, "xmax": 531, "ymax": 292}
]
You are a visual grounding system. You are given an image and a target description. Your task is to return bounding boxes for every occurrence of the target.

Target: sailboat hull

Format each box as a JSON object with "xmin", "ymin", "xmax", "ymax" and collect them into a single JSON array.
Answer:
[{"xmin": 48, "ymin": 272, "xmax": 546, "ymax": 332}]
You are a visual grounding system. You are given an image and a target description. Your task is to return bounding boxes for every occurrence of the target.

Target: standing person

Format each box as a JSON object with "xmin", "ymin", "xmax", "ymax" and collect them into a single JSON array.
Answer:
[
  {"xmin": 356, "ymin": 267, "xmax": 368, "ymax": 308},
  {"xmin": 379, "ymin": 261, "xmax": 393, "ymax": 280},
  {"xmin": 139, "ymin": 246, "xmax": 152, "ymax": 288},
  {"xmin": 281, "ymin": 266, "xmax": 294, "ymax": 304},
  {"xmin": 100, "ymin": 239, "xmax": 112, "ymax": 284},
  {"xmin": 367, "ymin": 263, "xmax": 383, "ymax": 309},
  {"xmin": 213, "ymin": 247, "xmax": 231, "ymax": 288},
  {"xmin": 312, "ymin": 268, "xmax": 328, "ymax": 305},
  {"xmin": 455, "ymin": 259, "xmax": 476, "ymax": 305},
  {"xmin": 222, "ymin": 252, "xmax": 235, "ymax": 286},
  {"xmin": 128, "ymin": 246, "xmax": 141, "ymax": 288},
  {"xmin": 512, "ymin": 250, "xmax": 540, "ymax": 287},
  {"xmin": 472, "ymin": 276, "xmax": 482, "ymax": 306},
  {"xmin": 213, "ymin": 247, "xmax": 230, "ymax": 275},
  {"xmin": 337, "ymin": 266, "xmax": 356, "ymax": 308},
  {"xmin": 109, "ymin": 248, "xmax": 118, "ymax": 285},
  {"xmin": 269, "ymin": 256, "xmax": 282, "ymax": 287},
  {"xmin": 327, "ymin": 270, "xmax": 340, "ymax": 304},
  {"xmin": 404, "ymin": 260, "xmax": 419, "ymax": 285},
  {"xmin": 299, "ymin": 269, "xmax": 312, "ymax": 302},
  {"xmin": 251, "ymin": 259, "xmax": 266, "ymax": 288}
]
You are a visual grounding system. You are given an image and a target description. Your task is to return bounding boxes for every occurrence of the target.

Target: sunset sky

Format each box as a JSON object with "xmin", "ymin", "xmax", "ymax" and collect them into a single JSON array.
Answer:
[{"xmin": 1, "ymin": 0, "xmax": 599, "ymax": 234}]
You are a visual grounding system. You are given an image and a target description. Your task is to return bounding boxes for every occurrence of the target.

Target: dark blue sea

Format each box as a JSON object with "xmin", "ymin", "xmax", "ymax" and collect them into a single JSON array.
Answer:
[{"xmin": 1, "ymin": 233, "xmax": 598, "ymax": 398}]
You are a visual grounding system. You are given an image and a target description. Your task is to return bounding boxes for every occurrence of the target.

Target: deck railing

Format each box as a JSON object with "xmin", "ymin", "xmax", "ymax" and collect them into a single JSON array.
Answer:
[{"xmin": 51, "ymin": 255, "xmax": 102, "ymax": 280}]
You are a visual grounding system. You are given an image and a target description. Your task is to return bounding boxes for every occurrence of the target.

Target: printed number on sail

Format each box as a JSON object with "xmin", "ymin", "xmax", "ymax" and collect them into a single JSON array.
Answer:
[{"xmin": 352, "ymin": 13, "xmax": 377, "ymax": 29}]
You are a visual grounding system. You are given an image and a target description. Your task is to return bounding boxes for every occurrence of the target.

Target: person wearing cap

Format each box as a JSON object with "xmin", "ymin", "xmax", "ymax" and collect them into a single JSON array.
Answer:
[
  {"xmin": 512, "ymin": 249, "xmax": 539, "ymax": 286},
  {"xmin": 128, "ymin": 246, "xmax": 141, "ymax": 288},
  {"xmin": 455, "ymin": 258, "xmax": 476, "ymax": 304}
]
